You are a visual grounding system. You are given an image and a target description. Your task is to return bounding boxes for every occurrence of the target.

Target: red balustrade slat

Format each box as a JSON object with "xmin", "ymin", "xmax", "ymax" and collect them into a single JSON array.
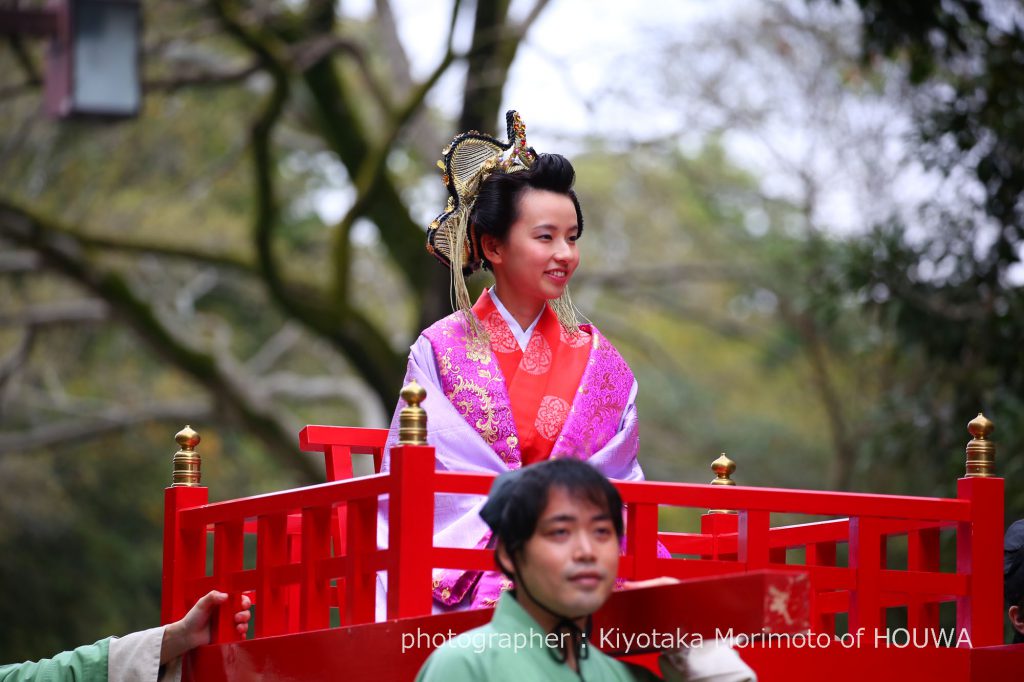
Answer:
[
  {"xmin": 432, "ymin": 471, "xmax": 494, "ymax": 496},
  {"xmin": 213, "ymin": 520, "xmax": 245, "ymax": 643},
  {"xmin": 880, "ymin": 569, "xmax": 966, "ymax": 597},
  {"xmin": 807, "ymin": 540, "xmax": 838, "ymax": 632},
  {"xmin": 626, "ymin": 502, "xmax": 660, "ymax": 579},
  {"xmin": 652, "ymin": 558, "xmax": 746, "ymax": 580},
  {"xmin": 616, "ymin": 481, "xmax": 970, "ymax": 521},
  {"xmin": 256, "ymin": 514, "xmax": 288, "ymax": 637},
  {"xmin": 758, "ymin": 518, "xmax": 955, "ymax": 551},
  {"xmin": 908, "ymin": 526, "xmax": 941, "ymax": 633},
  {"xmin": 850, "ymin": 516, "xmax": 884, "ymax": 634},
  {"xmin": 740, "ymin": 510, "xmax": 771, "ymax": 570},
  {"xmin": 299, "ymin": 425, "xmax": 389, "ymax": 453},
  {"xmin": 300, "ymin": 506, "xmax": 331, "ymax": 631},
  {"xmin": 318, "ymin": 556, "xmax": 352, "ymax": 580},
  {"xmin": 815, "ymin": 589, "xmax": 849, "ymax": 615},
  {"xmin": 431, "ymin": 547, "xmax": 499, "ymax": 573},
  {"xmin": 700, "ymin": 513, "xmax": 738, "ymax": 560},
  {"xmin": 326, "ymin": 444, "xmax": 353, "ymax": 620},
  {"xmin": 346, "ymin": 496, "xmax": 378, "ymax": 625},
  {"xmin": 180, "ymin": 476, "xmax": 390, "ymax": 529},
  {"xmin": 658, "ymin": 532, "xmax": 714, "ymax": 555}
]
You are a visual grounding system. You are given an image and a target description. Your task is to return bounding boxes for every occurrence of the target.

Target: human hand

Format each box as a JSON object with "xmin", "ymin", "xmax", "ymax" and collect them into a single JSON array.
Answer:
[{"xmin": 160, "ymin": 590, "xmax": 252, "ymax": 664}]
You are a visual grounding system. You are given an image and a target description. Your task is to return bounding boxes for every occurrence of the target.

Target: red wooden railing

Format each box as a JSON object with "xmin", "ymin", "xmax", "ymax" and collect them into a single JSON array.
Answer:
[{"xmin": 162, "ymin": 439, "xmax": 1004, "ymax": 649}]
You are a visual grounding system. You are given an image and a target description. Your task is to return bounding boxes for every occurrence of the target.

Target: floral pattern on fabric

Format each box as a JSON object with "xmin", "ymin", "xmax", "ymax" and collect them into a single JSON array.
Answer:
[
  {"xmin": 553, "ymin": 328, "xmax": 634, "ymax": 459},
  {"xmin": 423, "ymin": 314, "xmax": 521, "ymax": 468},
  {"xmin": 535, "ymin": 395, "xmax": 570, "ymax": 440},
  {"xmin": 482, "ymin": 311, "xmax": 519, "ymax": 353},
  {"xmin": 419, "ymin": 303, "xmax": 636, "ymax": 611},
  {"xmin": 519, "ymin": 334, "xmax": 552, "ymax": 375}
]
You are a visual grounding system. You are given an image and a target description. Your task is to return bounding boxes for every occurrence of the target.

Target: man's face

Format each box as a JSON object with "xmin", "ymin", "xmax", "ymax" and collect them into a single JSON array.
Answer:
[{"xmin": 508, "ymin": 486, "xmax": 619, "ymax": 622}]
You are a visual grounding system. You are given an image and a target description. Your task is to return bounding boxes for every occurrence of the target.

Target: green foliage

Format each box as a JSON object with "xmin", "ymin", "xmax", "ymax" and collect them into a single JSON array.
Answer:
[{"xmin": 815, "ymin": 1, "xmax": 1024, "ymax": 517}]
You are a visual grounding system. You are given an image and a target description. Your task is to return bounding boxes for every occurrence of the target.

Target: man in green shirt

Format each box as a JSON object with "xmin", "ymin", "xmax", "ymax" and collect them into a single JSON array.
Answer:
[
  {"xmin": 0, "ymin": 590, "xmax": 252, "ymax": 681},
  {"xmin": 416, "ymin": 459, "xmax": 757, "ymax": 682}
]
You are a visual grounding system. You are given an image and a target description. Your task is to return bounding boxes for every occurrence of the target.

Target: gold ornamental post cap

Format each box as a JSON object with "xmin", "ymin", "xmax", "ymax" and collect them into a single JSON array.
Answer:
[
  {"xmin": 710, "ymin": 453, "xmax": 736, "ymax": 486},
  {"xmin": 398, "ymin": 381, "xmax": 428, "ymax": 446},
  {"xmin": 172, "ymin": 424, "xmax": 202, "ymax": 487},
  {"xmin": 709, "ymin": 452, "xmax": 737, "ymax": 515},
  {"xmin": 175, "ymin": 425, "xmax": 201, "ymax": 450},
  {"xmin": 968, "ymin": 413, "xmax": 994, "ymax": 440},
  {"xmin": 400, "ymin": 381, "xmax": 427, "ymax": 408},
  {"xmin": 965, "ymin": 412, "xmax": 995, "ymax": 478}
]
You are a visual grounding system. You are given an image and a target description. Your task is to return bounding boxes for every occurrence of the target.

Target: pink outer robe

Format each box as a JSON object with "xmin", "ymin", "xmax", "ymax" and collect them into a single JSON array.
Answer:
[{"xmin": 376, "ymin": 302, "xmax": 648, "ymax": 619}]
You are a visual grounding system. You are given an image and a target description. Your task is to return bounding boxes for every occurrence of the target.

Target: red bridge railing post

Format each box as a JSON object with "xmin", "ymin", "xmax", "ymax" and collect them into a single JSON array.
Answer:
[
  {"xmin": 387, "ymin": 379, "xmax": 435, "ymax": 620},
  {"xmin": 703, "ymin": 453, "xmax": 739, "ymax": 561},
  {"xmin": 387, "ymin": 443, "xmax": 435, "ymax": 619},
  {"xmin": 957, "ymin": 413, "xmax": 1003, "ymax": 648},
  {"xmin": 957, "ymin": 475, "xmax": 1003, "ymax": 646},
  {"xmin": 161, "ymin": 426, "xmax": 208, "ymax": 624},
  {"xmin": 162, "ymin": 485, "xmax": 208, "ymax": 624},
  {"xmin": 849, "ymin": 516, "xmax": 884, "ymax": 635}
]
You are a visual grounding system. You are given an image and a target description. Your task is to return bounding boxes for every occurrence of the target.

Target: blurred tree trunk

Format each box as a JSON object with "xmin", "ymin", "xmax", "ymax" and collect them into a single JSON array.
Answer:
[{"xmin": 0, "ymin": 0, "xmax": 555, "ymax": 478}]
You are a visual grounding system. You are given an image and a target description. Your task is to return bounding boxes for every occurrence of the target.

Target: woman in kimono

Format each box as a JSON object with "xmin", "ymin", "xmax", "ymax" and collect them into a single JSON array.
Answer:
[{"xmin": 377, "ymin": 112, "xmax": 654, "ymax": 616}]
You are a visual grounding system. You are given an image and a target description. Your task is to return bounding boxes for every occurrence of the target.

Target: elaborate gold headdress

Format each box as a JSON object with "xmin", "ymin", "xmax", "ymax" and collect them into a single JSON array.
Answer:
[{"xmin": 427, "ymin": 110, "xmax": 582, "ymax": 332}]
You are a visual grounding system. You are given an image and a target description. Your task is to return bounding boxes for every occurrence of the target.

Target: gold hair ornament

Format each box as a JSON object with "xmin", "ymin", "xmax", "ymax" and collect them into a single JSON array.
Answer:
[{"xmin": 426, "ymin": 110, "xmax": 583, "ymax": 333}]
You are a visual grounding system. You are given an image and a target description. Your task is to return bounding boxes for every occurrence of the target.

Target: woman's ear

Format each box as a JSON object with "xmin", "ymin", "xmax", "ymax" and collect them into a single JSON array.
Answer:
[{"xmin": 480, "ymin": 232, "xmax": 503, "ymax": 266}]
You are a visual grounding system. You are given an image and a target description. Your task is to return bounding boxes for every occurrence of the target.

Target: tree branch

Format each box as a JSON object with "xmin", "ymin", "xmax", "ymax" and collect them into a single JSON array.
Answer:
[
  {"xmin": 210, "ymin": 0, "xmax": 406, "ymax": 411},
  {"xmin": 143, "ymin": 62, "xmax": 261, "ymax": 92},
  {"xmin": 0, "ymin": 205, "xmax": 255, "ymax": 273},
  {"xmin": 0, "ymin": 402, "xmax": 212, "ymax": 455},
  {"xmin": 0, "ymin": 249, "xmax": 39, "ymax": 274},
  {"xmin": 0, "ymin": 202, "xmax": 322, "ymax": 481},
  {"xmin": 7, "ymin": 35, "xmax": 41, "ymax": 85},
  {"xmin": 0, "ymin": 300, "xmax": 108, "ymax": 327},
  {"xmin": 261, "ymin": 371, "xmax": 388, "ymax": 427},
  {"xmin": 0, "ymin": 326, "xmax": 34, "ymax": 400},
  {"xmin": 329, "ymin": 42, "xmax": 457, "ymax": 306}
]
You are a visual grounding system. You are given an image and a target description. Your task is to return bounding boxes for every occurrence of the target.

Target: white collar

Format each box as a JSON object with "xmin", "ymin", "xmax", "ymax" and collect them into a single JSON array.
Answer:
[{"xmin": 489, "ymin": 286, "xmax": 543, "ymax": 351}]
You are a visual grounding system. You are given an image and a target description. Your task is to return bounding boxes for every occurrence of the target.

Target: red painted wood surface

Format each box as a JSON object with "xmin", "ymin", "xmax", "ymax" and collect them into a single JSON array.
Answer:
[
  {"xmin": 161, "ymin": 485, "xmax": 207, "ymax": 624},
  {"xmin": 182, "ymin": 572, "xmax": 810, "ymax": 681},
  {"xmin": 299, "ymin": 425, "xmax": 387, "ymax": 476},
  {"xmin": 162, "ymin": 431, "xmax": 1020, "ymax": 680}
]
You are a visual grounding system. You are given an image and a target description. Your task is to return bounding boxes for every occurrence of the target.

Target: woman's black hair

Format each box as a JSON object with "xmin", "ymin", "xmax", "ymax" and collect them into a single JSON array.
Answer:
[
  {"xmin": 487, "ymin": 458, "xmax": 623, "ymax": 580},
  {"xmin": 470, "ymin": 153, "xmax": 584, "ymax": 270}
]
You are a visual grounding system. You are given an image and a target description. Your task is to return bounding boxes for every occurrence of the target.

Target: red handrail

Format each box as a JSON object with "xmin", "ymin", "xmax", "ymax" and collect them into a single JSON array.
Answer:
[{"xmin": 162, "ymin": 443, "xmax": 1004, "ymax": 647}]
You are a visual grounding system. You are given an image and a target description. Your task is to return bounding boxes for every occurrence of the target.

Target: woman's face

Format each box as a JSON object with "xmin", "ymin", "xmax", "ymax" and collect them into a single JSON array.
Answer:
[{"xmin": 483, "ymin": 188, "xmax": 580, "ymax": 310}]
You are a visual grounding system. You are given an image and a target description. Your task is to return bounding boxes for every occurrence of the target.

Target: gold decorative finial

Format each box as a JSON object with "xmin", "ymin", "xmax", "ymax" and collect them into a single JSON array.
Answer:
[
  {"xmin": 172, "ymin": 425, "xmax": 202, "ymax": 487},
  {"xmin": 398, "ymin": 381, "xmax": 428, "ymax": 446},
  {"xmin": 964, "ymin": 413, "xmax": 995, "ymax": 477},
  {"xmin": 709, "ymin": 453, "xmax": 737, "ymax": 514}
]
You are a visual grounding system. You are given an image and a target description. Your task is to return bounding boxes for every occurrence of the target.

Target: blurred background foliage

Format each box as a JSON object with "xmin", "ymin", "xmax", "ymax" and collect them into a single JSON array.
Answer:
[{"xmin": 1, "ymin": 0, "xmax": 1022, "ymax": 658}]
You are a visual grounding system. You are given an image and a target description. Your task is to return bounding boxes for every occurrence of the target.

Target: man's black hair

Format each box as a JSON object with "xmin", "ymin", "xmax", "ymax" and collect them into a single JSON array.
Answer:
[
  {"xmin": 482, "ymin": 458, "xmax": 624, "ymax": 580},
  {"xmin": 1005, "ymin": 520, "xmax": 1024, "ymax": 643}
]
